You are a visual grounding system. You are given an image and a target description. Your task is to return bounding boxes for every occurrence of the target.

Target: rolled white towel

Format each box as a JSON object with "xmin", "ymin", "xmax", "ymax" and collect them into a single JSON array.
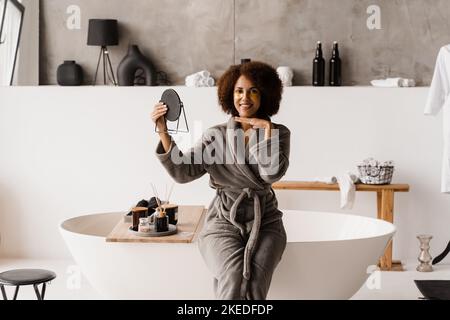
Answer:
[
  {"xmin": 186, "ymin": 76, "xmax": 215, "ymax": 88},
  {"xmin": 302, "ymin": 176, "xmax": 338, "ymax": 184},
  {"xmin": 205, "ymin": 77, "xmax": 215, "ymax": 87},
  {"xmin": 185, "ymin": 70, "xmax": 214, "ymax": 87},
  {"xmin": 371, "ymin": 78, "xmax": 402, "ymax": 87},
  {"xmin": 315, "ymin": 176, "xmax": 338, "ymax": 184},
  {"xmin": 185, "ymin": 74, "xmax": 202, "ymax": 87},
  {"xmin": 197, "ymin": 70, "xmax": 211, "ymax": 79},
  {"xmin": 185, "ymin": 79, "xmax": 201, "ymax": 87},
  {"xmin": 399, "ymin": 78, "xmax": 416, "ymax": 87},
  {"xmin": 197, "ymin": 78, "xmax": 206, "ymax": 87},
  {"xmin": 186, "ymin": 73, "xmax": 201, "ymax": 82},
  {"xmin": 371, "ymin": 77, "xmax": 416, "ymax": 88},
  {"xmin": 200, "ymin": 77, "xmax": 215, "ymax": 87}
]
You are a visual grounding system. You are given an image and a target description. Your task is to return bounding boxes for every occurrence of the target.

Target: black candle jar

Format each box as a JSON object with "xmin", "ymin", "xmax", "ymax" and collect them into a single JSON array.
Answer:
[
  {"xmin": 155, "ymin": 215, "xmax": 169, "ymax": 233},
  {"xmin": 131, "ymin": 207, "xmax": 148, "ymax": 231},
  {"xmin": 161, "ymin": 204, "xmax": 178, "ymax": 225}
]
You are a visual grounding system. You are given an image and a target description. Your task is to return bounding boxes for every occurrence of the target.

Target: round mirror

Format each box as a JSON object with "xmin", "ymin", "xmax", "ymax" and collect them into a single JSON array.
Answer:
[{"xmin": 160, "ymin": 89, "xmax": 182, "ymax": 122}]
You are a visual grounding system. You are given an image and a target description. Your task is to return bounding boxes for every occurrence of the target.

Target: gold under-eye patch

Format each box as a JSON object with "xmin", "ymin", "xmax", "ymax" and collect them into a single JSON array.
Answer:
[{"xmin": 234, "ymin": 88, "xmax": 260, "ymax": 98}]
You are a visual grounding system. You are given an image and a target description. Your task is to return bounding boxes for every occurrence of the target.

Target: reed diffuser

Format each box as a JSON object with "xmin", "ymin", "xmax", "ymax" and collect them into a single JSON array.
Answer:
[
  {"xmin": 155, "ymin": 208, "xmax": 169, "ymax": 232},
  {"xmin": 152, "ymin": 183, "xmax": 169, "ymax": 232}
]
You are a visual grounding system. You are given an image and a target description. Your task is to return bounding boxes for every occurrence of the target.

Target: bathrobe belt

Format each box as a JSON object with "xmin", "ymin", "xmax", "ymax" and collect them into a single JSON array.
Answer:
[{"xmin": 216, "ymin": 186, "xmax": 272, "ymax": 281}]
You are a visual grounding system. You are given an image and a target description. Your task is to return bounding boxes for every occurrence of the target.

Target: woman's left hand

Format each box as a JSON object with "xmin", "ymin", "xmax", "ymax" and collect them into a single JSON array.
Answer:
[{"xmin": 234, "ymin": 117, "xmax": 273, "ymax": 139}]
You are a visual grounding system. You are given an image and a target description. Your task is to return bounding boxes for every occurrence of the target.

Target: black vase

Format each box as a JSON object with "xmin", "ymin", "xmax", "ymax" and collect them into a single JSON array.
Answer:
[
  {"xmin": 117, "ymin": 45, "xmax": 157, "ymax": 86},
  {"xmin": 57, "ymin": 61, "xmax": 83, "ymax": 86}
]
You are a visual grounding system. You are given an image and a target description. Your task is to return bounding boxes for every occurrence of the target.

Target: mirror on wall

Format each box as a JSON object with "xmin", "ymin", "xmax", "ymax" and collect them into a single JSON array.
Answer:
[{"xmin": 0, "ymin": 0, "xmax": 25, "ymax": 86}]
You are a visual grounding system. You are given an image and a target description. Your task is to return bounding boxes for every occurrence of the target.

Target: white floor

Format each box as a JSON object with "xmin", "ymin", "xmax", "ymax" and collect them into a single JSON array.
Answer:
[
  {"xmin": 0, "ymin": 258, "xmax": 448, "ymax": 300},
  {"xmin": 0, "ymin": 259, "xmax": 101, "ymax": 300},
  {"xmin": 352, "ymin": 260, "xmax": 450, "ymax": 300}
]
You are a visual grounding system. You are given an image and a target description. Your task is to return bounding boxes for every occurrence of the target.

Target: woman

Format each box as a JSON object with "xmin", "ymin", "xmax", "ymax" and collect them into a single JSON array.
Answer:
[{"xmin": 152, "ymin": 61, "xmax": 290, "ymax": 300}]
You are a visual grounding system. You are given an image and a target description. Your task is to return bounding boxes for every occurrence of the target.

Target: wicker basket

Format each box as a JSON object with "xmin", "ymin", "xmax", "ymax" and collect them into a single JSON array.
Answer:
[{"xmin": 357, "ymin": 165, "xmax": 394, "ymax": 185}]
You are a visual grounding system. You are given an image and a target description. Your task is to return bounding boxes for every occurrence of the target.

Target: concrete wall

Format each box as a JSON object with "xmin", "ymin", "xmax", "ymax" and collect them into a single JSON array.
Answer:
[
  {"xmin": 1, "ymin": 86, "xmax": 449, "ymax": 266},
  {"xmin": 39, "ymin": 0, "xmax": 234, "ymax": 86},
  {"xmin": 39, "ymin": 0, "xmax": 450, "ymax": 86}
]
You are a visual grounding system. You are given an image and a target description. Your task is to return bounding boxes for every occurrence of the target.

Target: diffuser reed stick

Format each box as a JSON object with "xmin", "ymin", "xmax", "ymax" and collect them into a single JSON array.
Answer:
[
  {"xmin": 151, "ymin": 183, "xmax": 161, "ymax": 209},
  {"xmin": 164, "ymin": 184, "xmax": 168, "ymax": 203},
  {"xmin": 167, "ymin": 182, "xmax": 175, "ymax": 205}
]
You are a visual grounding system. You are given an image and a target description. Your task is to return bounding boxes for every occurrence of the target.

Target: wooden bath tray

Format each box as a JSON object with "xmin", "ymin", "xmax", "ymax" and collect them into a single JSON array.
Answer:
[
  {"xmin": 128, "ymin": 225, "xmax": 178, "ymax": 237},
  {"xmin": 106, "ymin": 205, "xmax": 206, "ymax": 244}
]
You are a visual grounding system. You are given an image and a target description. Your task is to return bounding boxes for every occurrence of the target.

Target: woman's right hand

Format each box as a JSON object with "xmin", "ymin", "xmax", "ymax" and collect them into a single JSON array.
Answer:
[{"xmin": 152, "ymin": 102, "xmax": 168, "ymax": 132}]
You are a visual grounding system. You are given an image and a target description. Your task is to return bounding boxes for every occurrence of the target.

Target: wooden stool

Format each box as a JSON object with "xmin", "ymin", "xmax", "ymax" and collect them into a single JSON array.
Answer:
[{"xmin": 0, "ymin": 269, "xmax": 56, "ymax": 300}]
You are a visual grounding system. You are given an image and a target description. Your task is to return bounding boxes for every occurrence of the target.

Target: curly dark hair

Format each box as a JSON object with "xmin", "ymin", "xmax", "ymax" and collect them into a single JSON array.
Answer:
[{"xmin": 217, "ymin": 61, "xmax": 283, "ymax": 118}]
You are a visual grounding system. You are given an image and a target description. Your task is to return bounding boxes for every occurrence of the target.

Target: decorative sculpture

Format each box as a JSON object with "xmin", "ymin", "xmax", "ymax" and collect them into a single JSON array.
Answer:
[
  {"xmin": 117, "ymin": 45, "xmax": 157, "ymax": 86},
  {"xmin": 417, "ymin": 234, "xmax": 433, "ymax": 272},
  {"xmin": 277, "ymin": 66, "xmax": 294, "ymax": 87},
  {"xmin": 57, "ymin": 60, "xmax": 83, "ymax": 86}
]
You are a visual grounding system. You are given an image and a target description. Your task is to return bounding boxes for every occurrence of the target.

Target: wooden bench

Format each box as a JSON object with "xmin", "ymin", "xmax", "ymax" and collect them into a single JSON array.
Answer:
[{"xmin": 272, "ymin": 181, "xmax": 410, "ymax": 271}]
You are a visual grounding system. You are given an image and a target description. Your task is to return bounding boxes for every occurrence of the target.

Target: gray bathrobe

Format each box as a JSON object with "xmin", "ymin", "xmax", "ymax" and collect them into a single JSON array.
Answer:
[{"xmin": 156, "ymin": 117, "xmax": 290, "ymax": 300}]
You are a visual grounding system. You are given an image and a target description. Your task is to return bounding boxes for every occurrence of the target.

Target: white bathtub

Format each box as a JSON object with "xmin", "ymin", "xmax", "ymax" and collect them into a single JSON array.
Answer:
[{"xmin": 59, "ymin": 210, "xmax": 395, "ymax": 300}]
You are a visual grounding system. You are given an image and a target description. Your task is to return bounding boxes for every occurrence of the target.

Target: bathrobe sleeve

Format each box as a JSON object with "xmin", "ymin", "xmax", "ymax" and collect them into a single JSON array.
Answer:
[
  {"xmin": 425, "ymin": 48, "xmax": 449, "ymax": 116},
  {"xmin": 248, "ymin": 125, "xmax": 291, "ymax": 184},
  {"xmin": 156, "ymin": 134, "xmax": 208, "ymax": 184}
]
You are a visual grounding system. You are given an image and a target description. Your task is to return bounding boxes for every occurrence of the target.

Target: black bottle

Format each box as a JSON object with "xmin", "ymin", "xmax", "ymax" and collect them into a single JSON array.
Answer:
[
  {"xmin": 329, "ymin": 41, "xmax": 342, "ymax": 86},
  {"xmin": 313, "ymin": 41, "xmax": 325, "ymax": 86}
]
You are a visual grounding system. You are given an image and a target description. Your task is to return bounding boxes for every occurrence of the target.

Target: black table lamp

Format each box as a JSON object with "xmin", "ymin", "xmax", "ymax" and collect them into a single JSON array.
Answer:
[{"xmin": 87, "ymin": 19, "xmax": 119, "ymax": 85}]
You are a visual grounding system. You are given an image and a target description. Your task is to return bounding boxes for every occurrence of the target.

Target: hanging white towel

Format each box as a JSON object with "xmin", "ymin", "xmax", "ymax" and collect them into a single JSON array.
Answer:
[
  {"xmin": 337, "ymin": 173, "xmax": 360, "ymax": 210},
  {"xmin": 299, "ymin": 174, "xmax": 360, "ymax": 209}
]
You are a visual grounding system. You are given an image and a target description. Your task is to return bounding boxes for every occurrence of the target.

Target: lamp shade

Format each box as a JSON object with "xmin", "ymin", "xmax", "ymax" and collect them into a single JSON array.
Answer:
[{"xmin": 87, "ymin": 19, "xmax": 119, "ymax": 46}]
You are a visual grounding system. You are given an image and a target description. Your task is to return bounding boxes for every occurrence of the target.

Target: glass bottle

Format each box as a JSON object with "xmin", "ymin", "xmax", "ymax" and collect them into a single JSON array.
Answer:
[
  {"xmin": 138, "ymin": 217, "xmax": 151, "ymax": 233},
  {"xmin": 329, "ymin": 41, "xmax": 342, "ymax": 86},
  {"xmin": 313, "ymin": 41, "xmax": 325, "ymax": 86}
]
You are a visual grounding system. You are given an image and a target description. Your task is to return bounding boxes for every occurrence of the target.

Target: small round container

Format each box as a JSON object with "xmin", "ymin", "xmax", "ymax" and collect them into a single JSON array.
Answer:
[{"xmin": 138, "ymin": 217, "xmax": 151, "ymax": 233}]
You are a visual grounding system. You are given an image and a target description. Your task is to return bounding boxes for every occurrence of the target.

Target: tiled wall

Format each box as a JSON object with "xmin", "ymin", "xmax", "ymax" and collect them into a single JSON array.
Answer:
[{"xmin": 40, "ymin": 0, "xmax": 450, "ymax": 86}]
